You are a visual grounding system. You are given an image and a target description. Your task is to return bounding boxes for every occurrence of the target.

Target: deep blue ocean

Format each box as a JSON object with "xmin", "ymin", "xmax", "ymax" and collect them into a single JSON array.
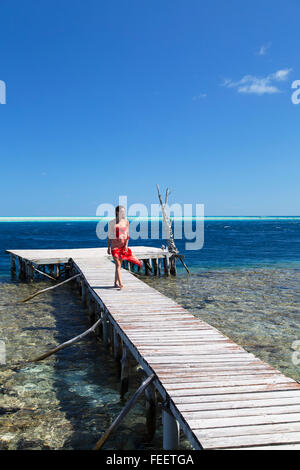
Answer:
[
  {"xmin": 1, "ymin": 219, "xmax": 300, "ymax": 277},
  {"xmin": 0, "ymin": 220, "xmax": 299, "ymax": 449}
]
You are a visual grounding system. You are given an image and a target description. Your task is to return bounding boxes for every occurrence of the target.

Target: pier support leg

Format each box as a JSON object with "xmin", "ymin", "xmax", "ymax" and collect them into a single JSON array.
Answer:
[
  {"xmin": 158, "ymin": 258, "xmax": 161, "ymax": 276},
  {"xmin": 170, "ymin": 255, "xmax": 177, "ymax": 276},
  {"xmin": 145, "ymin": 381, "xmax": 157, "ymax": 441},
  {"xmin": 87, "ymin": 295, "xmax": 95, "ymax": 321},
  {"xmin": 163, "ymin": 255, "xmax": 170, "ymax": 276},
  {"xmin": 81, "ymin": 280, "xmax": 86, "ymax": 305},
  {"xmin": 120, "ymin": 343, "xmax": 129, "ymax": 399},
  {"xmin": 102, "ymin": 311, "xmax": 109, "ymax": 348},
  {"xmin": 49, "ymin": 264, "xmax": 55, "ymax": 277},
  {"xmin": 143, "ymin": 260, "xmax": 148, "ymax": 275},
  {"xmin": 152, "ymin": 258, "xmax": 158, "ymax": 276},
  {"xmin": 11, "ymin": 255, "xmax": 16, "ymax": 278},
  {"xmin": 18, "ymin": 258, "xmax": 25, "ymax": 280},
  {"xmin": 65, "ymin": 263, "xmax": 71, "ymax": 278},
  {"xmin": 114, "ymin": 329, "xmax": 122, "ymax": 362},
  {"xmin": 108, "ymin": 321, "xmax": 114, "ymax": 349},
  {"xmin": 53, "ymin": 264, "xmax": 59, "ymax": 279},
  {"xmin": 25, "ymin": 261, "xmax": 34, "ymax": 282},
  {"xmin": 162, "ymin": 409, "xmax": 180, "ymax": 450}
]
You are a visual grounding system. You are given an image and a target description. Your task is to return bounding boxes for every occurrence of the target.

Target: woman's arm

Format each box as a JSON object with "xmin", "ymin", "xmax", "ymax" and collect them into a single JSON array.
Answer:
[
  {"xmin": 124, "ymin": 220, "xmax": 129, "ymax": 251},
  {"xmin": 107, "ymin": 220, "xmax": 114, "ymax": 254}
]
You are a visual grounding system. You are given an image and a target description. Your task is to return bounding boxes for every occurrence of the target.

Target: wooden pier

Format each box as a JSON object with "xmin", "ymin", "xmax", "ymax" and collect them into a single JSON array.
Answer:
[{"xmin": 7, "ymin": 247, "xmax": 300, "ymax": 450}]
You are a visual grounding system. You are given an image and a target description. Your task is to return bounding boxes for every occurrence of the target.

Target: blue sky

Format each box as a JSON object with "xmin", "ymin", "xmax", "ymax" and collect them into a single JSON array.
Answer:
[{"xmin": 0, "ymin": 0, "xmax": 300, "ymax": 216}]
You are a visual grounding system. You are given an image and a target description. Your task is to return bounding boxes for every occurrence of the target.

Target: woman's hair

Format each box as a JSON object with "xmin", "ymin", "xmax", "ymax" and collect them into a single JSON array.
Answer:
[{"xmin": 115, "ymin": 205, "xmax": 125, "ymax": 216}]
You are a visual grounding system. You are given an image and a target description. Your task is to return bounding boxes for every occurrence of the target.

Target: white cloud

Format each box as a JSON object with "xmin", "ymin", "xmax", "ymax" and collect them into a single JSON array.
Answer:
[
  {"xmin": 257, "ymin": 42, "xmax": 272, "ymax": 56},
  {"xmin": 222, "ymin": 68, "xmax": 292, "ymax": 95},
  {"xmin": 192, "ymin": 93, "xmax": 207, "ymax": 101},
  {"xmin": 271, "ymin": 69, "xmax": 292, "ymax": 81}
]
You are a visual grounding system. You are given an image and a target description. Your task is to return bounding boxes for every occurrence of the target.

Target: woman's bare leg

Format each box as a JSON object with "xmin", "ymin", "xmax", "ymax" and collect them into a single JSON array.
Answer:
[
  {"xmin": 113, "ymin": 258, "xmax": 123, "ymax": 288},
  {"xmin": 114, "ymin": 262, "xmax": 119, "ymax": 287}
]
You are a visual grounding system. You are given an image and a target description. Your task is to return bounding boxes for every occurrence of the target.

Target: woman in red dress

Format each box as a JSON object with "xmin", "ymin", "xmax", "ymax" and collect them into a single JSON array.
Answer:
[{"xmin": 107, "ymin": 205, "xmax": 142, "ymax": 289}]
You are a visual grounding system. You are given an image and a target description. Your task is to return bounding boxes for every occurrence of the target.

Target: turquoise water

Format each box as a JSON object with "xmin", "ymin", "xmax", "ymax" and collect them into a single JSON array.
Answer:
[{"xmin": 0, "ymin": 220, "xmax": 300, "ymax": 449}]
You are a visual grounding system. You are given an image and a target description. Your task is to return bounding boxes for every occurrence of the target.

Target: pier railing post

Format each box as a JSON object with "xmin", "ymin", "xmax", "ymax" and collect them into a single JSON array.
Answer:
[{"xmin": 162, "ymin": 407, "xmax": 180, "ymax": 450}]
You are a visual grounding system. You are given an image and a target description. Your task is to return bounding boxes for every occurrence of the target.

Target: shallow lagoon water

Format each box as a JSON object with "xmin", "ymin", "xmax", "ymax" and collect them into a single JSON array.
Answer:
[
  {"xmin": 0, "ymin": 220, "xmax": 300, "ymax": 449},
  {"xmin": 0, "ymin": 281, "xmax": 171, "ymax": 450}
]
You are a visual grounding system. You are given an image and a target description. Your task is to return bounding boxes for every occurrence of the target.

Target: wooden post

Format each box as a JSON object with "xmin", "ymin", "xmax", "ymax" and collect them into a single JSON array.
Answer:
[
  {"xmin": 18, "ymin": 259, "xmax": 25, "ymax": 280},
  {"xmin": 58, "ymin": 264, "xmax": 63, "ymax": 278},
  {"xmin": 53, "ymin": 264, "xmax": 59, "ymax": 278},
  {"xmin": 26, "ymin": 261, "xmax": 34, "ymax": 282},
  {"xmin": 108, "ymin": 321, "xmax": 114, "ymax": 349},
  {"xmin": 49, "ymin": 264, "xmax": 55, "ymax": 277},
  {"xmin": 170, "ymin": 255, "xmax": 177, "ymax": 276},
  {"xmin": 11, "ymin": 255, "xmax": 16, "ymax": 277},
  {"xmin": 163, "ymin": 255, "xmax": 170, "ymax": 276},
  {"xmin": 120, "ymin": 343, "xmax": 129, "ymax": 399},
  {"xmin": 87, "ymin": 294, "xmax": 94, "ymax": 320},
  {"xmin": 162, "ymin": 408, "xmax": 180, "ymax": 450},
  {"xmin": 94, "ymin": 304, "xmax": 101, "ymax": 336},
  {"xmin": 65, "ymin": 263, "xmax": 71, "ymax": 278},
  {"xmin": 102, "ymin": 311, "xmax": 109, "ymax": 348},
  {"xmin": 152, "ymin": 258, "xmax": 158, "ymax": 276},
  {"xmin": 113, "ymin": 329, "xmax": 122, "ymax": 362},
  {"xmin": 145, "ymin": 380, "xmax": 157, "ymax": 441},
  {"xmin": 81, "ymin": 280, "xmax": 86, "ymax": 304},
  {"xmin": 143, "ymin": 259, "xmax": 149, "ymax": 276},
  {"xmin": 158, "ymin": 258, "xmax": 161, "ymax": 276},
  {"xmin": 76, "ymin": 275, "xmax": 81, "ymax": 292}
]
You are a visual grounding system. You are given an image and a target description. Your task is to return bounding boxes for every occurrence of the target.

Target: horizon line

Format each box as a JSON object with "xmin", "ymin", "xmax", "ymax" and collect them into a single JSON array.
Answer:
[{"xmin": 0, "ymin": 215, "xmax": 300, "ymax": 222}]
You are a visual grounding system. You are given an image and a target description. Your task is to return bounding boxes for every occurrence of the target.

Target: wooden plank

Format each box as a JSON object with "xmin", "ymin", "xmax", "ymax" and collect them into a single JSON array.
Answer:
[
  {"xmin": 177, "ymin": 397, "xmax": 300, "ymax": 412},
  {"xmin": 168, "ymin": 383, "xmax": 300, "ymax": 396},
  {"xmin": 189, "ymin": 413, "xmax": 300, "ymax": 429},
  {"xmin": 197, "ymin": 431, "xmax": 300, "ymax": 450},
  {"xmin": 230, "ymin": 444, "xmax": 300, "ymax": 450},
  {"xmin": 163, "ymin": 377, "xmax": 295, "ymax": 389},
  {"xmin": 194, "ymin": 422, "xmax": 300, "ymax": 439},
  {"xmin": 172, "ymin": 390, "xmax": 300, "ymax": 404},
  {"xmin": 180, "ymin": 404, "xmax": 300, "ymax": 419}
]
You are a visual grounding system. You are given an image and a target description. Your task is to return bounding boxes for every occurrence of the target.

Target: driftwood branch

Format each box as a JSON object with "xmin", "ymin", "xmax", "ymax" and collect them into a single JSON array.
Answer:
[
  {"xmin": 156, "ymin": 184, "xmax": 178, "ymax": 255},
  {"xmin": 94, "ymin": 374, "xmax": 156, "ymax": 450},
  {"xmin": 175, "ymin": 254, "xmax": 190, "ymax": 274},
  {"xmin": 30, "ymin": 317, "xmax": 102, "ymax": 362},
  {"xmin": 32, "ymin": 266, "xmax": 57, "ymax": 281},
  {"xmin": 20, "ymin": 273, "xmax": 81, "ymax": 303}
]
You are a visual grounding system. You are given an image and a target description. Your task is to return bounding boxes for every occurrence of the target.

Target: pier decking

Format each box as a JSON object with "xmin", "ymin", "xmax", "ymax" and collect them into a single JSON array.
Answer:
[{"xmin": 7, "ymin": 247, "xmax": 300, "ymax": 450}]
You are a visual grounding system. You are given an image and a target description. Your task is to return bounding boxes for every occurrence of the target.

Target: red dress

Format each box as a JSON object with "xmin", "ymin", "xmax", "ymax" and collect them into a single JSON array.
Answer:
[{"xmin": 111, "ymin": 224, "xmax": 142, "ymax": 268}]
